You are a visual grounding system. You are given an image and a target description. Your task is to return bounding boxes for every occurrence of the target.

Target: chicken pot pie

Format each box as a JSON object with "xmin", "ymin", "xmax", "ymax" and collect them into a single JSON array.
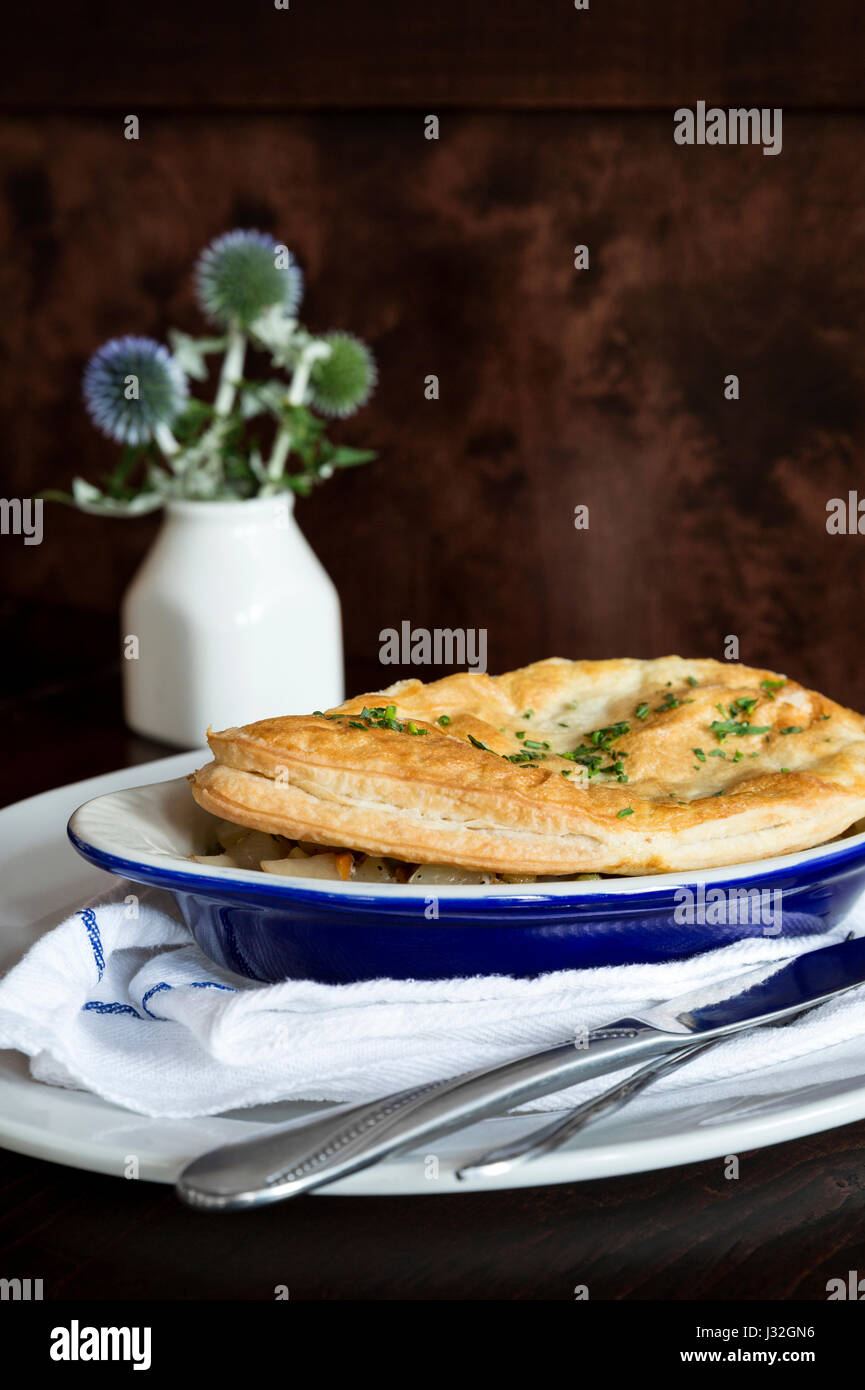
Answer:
[{"xmin": 189, "ymin": 657, "xmax": 865, "ymax": 878}]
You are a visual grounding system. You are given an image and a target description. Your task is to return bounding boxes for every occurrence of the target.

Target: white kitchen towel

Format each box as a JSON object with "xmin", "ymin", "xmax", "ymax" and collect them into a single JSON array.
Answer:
[{"xmin": 1, "ymin": 881, "xmax": 865, "ymax": 1119}]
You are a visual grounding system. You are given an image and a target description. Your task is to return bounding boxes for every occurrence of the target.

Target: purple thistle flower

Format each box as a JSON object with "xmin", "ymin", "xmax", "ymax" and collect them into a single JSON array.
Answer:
[{"xmin": 83, "ymin": 336, "xmax": 188, "ymax": 446}]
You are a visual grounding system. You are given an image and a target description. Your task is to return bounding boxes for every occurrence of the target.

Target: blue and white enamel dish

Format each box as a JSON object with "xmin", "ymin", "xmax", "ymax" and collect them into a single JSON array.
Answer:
[{"xmin": 68, "ymin": 777, "xmax": 865, "ymax": 984}]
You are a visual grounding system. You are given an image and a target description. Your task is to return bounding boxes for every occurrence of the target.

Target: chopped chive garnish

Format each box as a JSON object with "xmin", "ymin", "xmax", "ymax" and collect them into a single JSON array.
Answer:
[
  {"xmin": 467, "ymin": 734, "xmax": 492, "ymax": 751},
  {"xmin": 693, "ymin": 748, "xmax": 706, "ymax": 762},
  {"xmin": 760, "ymin": 678, "xmax": 786, "ymax": 699},
  {"xmin": 710, "ymin": 719, "xmax": 771, "ymax": 741},
  {"xmin": 588, "ymin": 722, "xmax": 630, "ymax": 750},
  {"xmin": 781, "ymin": 726, "xmax": 803, "ymax": 735},
  {"xmin": 561, "ymin": 748, "xmax": 603, "ymax": 774},
  {"xmin": 635, "ymin": 702, "xmax": 650, "ymax": 720},
  {"xmin": 686, "ymin": 676, "xmax": 699, "ymax": 687},
  {"xmin": 344, "ymin": 705, "xmax": 434, "ymax": 735},
  {"xmin": 436, "ymin": 714, "xmax": 451, "ymax": 726},
  {"xmin": 617, "ymin": 807, "xmax": 634, "ymax": 818}
]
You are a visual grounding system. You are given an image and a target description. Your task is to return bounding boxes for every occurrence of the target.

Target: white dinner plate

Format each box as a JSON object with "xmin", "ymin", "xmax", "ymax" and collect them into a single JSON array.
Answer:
[{"xmin": 4, "ymin": 753, "xmax": 865, "ymax": 1195}]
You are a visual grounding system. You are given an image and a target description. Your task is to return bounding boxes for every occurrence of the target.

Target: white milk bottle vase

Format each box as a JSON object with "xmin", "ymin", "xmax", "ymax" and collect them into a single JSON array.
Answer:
[{"xmin": 122, "ymin": 494, "xmax": 344, "ymax": 747}]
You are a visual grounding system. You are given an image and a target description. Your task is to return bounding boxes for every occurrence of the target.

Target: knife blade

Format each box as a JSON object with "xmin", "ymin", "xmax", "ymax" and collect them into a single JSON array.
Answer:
[{"xmin": 176, "ymin": 932, "xmax": 865, "ymax": 1210}]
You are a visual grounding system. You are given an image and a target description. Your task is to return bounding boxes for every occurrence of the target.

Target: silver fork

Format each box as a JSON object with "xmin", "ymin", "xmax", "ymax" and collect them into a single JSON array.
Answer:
[
  {"xmin": 455, "ymin": 998, "xmax": 825, "ymax": 1179},
  {"xmin": 454, "ymin": 1036, "xmax": 723, "ymax": 1179},
  {"xmin": 453, "ymin": 1039, "xmax": 717, "ymax": 1178}
]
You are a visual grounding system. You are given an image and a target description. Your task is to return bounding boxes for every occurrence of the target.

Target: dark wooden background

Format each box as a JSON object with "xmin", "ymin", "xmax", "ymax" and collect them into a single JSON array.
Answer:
[{"xmin": 3, "ymin": 0, "xmax": 865, "ymax": 708}]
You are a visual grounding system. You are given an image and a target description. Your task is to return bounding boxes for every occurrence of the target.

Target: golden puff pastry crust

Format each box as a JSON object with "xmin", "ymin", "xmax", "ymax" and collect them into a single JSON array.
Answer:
[{"xmin": 189, "ymin": 657, "xmax": 865, "ymax": 876}]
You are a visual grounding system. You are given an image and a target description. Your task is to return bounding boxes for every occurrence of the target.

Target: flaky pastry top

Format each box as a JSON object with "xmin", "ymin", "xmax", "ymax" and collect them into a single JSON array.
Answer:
[{"xmin": 189, "ymin": 657, "xmax": 865, "ymax": 875}]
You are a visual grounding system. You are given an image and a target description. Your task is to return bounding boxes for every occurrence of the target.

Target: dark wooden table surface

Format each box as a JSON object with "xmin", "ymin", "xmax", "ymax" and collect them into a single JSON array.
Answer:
[{"xmin": 2, "ymin": 603, "xmax": 865, "ymax": 1302}]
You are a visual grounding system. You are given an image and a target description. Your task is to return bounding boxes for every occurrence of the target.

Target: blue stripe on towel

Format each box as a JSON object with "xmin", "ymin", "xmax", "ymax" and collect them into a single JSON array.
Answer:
[
  {"xmin": 83, "ymin": 1000, "xmax": 142, "ymax": 1018},
  {"xmin": 78, "ymin": 908, "xmax": 105, "ymax": 980},
  {"xmin": 141, "ymin": 982, "xmax": 172, "ymax": 1019},
  {"xmin": 81, "ymin": 971, "xmax": 238, "ymax": 1024},
  {"xmin": 141, "ymin": 979, "xmax": 236, "ymax": 1019}
]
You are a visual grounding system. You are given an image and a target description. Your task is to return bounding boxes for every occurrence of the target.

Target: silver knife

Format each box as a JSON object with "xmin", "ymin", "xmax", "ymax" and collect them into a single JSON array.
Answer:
[{"xmin": 176, "ymin": 932, "xmax": 865, "ymax": 1210}]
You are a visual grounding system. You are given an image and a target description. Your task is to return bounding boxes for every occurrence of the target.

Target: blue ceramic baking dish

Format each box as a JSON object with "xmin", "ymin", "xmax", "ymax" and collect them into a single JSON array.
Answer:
[{"xmin": 68, "ymin": 776, "xmax": 865, "ymax": 984}]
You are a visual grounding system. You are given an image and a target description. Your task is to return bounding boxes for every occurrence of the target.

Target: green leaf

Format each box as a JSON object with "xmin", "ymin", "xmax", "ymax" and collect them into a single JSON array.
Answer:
[
  {"xmin": 37, "ymin": 489, "xmax": 77, "ymax": 506},
  {"xmin": 249, "ymin": 306, "xmax": 299, "ymax": 363},
  {"xmin": 239, "ymin": 380, "xmax": 289, "ymax": 420},
  {"xmin": 173, "ymin": 398, "xmax": 217, "ymax": 448},
  {"xmin": 328, "ymin": 447, "xmax": 376, "ymax": 467},
  {"xmin": 69, "ymin": 478, "xmax": 166, "ymax": 516},
  {"xmin": 284, "ymin": 475, "xmax": 315, "ymax": 497},
  {"xmin": 168, "ymin": 332, "xmax": 228, "ymax": 391}
]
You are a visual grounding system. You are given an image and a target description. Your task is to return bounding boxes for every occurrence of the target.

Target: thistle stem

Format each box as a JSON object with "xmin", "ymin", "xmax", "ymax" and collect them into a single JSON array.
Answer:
[
  {"xmin": 154, "ymin": 422, "xmax": 181, "ymax": 465},
  {"xmin": 266, "ymin": 427, "xmax": 292, "ymax": 480},
  {"xmin": 214, "ymin": 322, "xmax": 247, "ymax": 416},
  {"xmin": 288, "ymin": 340, "xmax": 331, "ymax": 406}
]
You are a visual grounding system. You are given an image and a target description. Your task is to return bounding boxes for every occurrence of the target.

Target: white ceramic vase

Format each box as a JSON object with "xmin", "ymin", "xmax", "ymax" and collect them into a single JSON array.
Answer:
[{"xmin": 122, "ymin": 495, "xmax": 344, "ymax": 747}]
